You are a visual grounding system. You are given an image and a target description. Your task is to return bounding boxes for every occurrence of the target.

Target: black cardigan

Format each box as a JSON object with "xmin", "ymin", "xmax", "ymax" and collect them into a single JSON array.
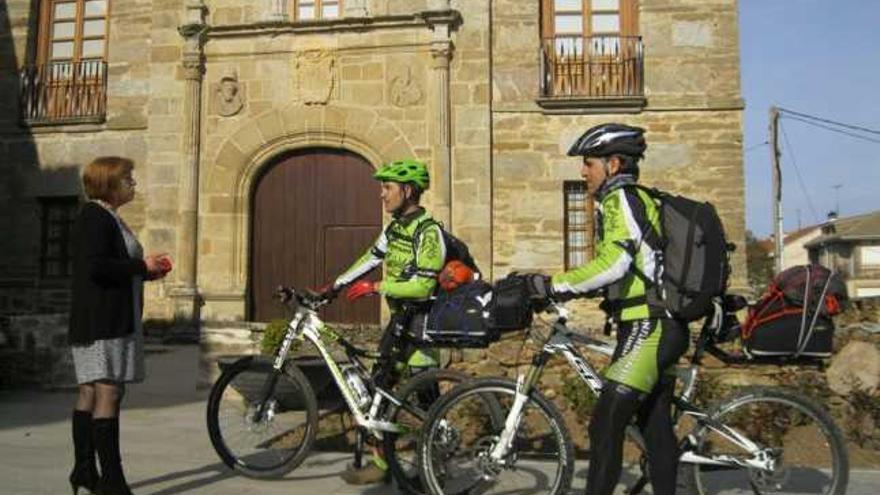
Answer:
[{"xmin": 68, "ymin": 202, "xmax": 149, "ymax": 345}]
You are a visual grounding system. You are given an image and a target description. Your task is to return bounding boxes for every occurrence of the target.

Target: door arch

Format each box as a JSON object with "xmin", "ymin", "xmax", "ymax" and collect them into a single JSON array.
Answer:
[{"xmin": 250, "ymin": 148, "xmax": 382, "ymax": 324}]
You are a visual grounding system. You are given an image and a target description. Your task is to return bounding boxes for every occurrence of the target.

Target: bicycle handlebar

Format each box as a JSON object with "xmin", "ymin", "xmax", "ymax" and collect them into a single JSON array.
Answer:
[{"xmin": 275, "ymin": 285, "xmax": 332, "ymax": 311}]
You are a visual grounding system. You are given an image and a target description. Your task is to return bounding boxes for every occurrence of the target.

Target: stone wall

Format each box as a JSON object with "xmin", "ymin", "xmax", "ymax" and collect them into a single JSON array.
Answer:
[
  {"xmin": 195, "ymin": 3, "xmax": 474, "ymax": 322},
  {"xmin": 490, "ymin": 0, "xmax": 748, "ymax": 318},
  {"xmin": 0, "ymin": 0, "xmax": 180, "ymax": 318},
  {"xmin": 0, "ymin": 313, "xmax": 75, "ymax": 388}
]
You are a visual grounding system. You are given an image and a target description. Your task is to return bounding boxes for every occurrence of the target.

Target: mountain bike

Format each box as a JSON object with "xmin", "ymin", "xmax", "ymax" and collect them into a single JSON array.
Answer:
[
  {"xmin": 417, "ymin": 296, "xmax": 849, "ymax": 495},
  {"xmin": 205, "ymin": 285, "xmax": 485, "ymax": 493}
]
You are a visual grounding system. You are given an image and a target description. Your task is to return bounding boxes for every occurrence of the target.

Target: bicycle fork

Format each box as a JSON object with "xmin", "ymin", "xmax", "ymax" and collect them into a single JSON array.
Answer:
[{"xmin": 489, "ymin": 354, "xmax": 549, "ymax": 464}]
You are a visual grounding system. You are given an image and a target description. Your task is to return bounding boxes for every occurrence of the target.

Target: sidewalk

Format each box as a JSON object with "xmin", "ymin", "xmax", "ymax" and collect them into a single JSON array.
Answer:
[
  {"xmin": 0, "ymin": 344, "xmax": 388, "ymax": 495},
  {"xmin": 1, "ymin": 344, "xmax": 878, "ymax": 495}
]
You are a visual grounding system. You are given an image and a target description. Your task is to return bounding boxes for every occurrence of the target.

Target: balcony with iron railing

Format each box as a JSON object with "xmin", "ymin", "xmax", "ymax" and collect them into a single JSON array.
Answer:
[
  {"xmin": 538, "ymin": 35, "xmax": 645, "ymax": 112},
  {"xmin": 19, "ymin": 60, "xmax": 108, "ymax": 125}
]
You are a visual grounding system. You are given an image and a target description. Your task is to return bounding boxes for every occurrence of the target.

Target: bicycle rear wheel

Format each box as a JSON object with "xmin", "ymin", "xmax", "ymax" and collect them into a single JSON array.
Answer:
[
  {"xmin": 419, "ymin": 378, "xmax": 574, "ymax": 495},
  {"xmin": 206, "ymin": 356, "xmax": 318, "ymax": 478},
  {"xmin": 688, "ymin": 386, "xmax": 848, "ymax": 495}
]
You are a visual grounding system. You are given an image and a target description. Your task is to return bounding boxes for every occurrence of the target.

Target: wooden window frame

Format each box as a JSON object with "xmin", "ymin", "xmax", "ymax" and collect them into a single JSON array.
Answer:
[
  {"xmin": 291, "ymin": 0, "xmax": 343, "ymax": 22},
  {"xmin": 538, "ymin": 0, "xmax": 644, "ymax": 109},
  {"xmin": 37, "ymin": 0, "xmax": 111, "ymax": 66},
  {"xmin": 39, "ymin": 196, "xmax": 80, "ymax": 279},
  {"xmin": 541, "ymin": 0, "xmax": 638, "ymax": 41},
  {"xmin": 563, "ymin": 181, "xmax": 595, "ymax": 270}
]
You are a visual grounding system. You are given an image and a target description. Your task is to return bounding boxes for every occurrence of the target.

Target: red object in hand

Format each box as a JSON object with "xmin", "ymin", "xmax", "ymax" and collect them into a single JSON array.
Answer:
[
  {"xmin": 158, "ymin": 257, "xmax": 173, "ymax": 274},
  {"xmin": 347, "ymin": 280, "xmax": 378, "ymax": 301},
  {"xmin": 438, "ymin": 260, "xmax": 474, "ymax": 292}
]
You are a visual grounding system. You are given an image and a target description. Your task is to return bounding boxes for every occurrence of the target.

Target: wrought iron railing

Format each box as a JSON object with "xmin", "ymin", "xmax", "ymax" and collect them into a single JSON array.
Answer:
[
  {"xmin": 540, "ymin": 35, "xmax": 643, "ymax": 99},
  {"xmin": 19, "ymin": 60, "xmax": 108, "ymax": 124}
]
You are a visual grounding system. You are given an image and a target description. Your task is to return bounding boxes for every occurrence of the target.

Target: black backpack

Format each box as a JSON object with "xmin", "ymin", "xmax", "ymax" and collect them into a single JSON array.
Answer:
[
  {"xmin": 412, "ymin": 219, "xmax": 481, "ymax": 276},
  {"xmin": 619, "ymin": 185, "xmax": 732, "ymax": 322}
]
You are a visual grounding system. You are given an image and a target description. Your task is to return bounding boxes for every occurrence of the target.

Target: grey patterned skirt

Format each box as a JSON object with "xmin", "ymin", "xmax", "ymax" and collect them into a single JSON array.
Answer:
[{"xmin": 71, "ymin": 330, "xmax": 145, "ymax": 384}]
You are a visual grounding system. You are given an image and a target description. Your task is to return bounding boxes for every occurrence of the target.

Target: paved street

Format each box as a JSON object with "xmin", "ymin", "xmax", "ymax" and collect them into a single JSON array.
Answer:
[{"xmin": 1, "ymin": 344, "xmax": 878, "ymax": 495}]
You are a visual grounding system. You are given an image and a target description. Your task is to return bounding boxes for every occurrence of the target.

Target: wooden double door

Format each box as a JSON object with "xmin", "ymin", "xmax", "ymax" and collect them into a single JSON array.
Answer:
[{"xmin": 250, "ymin": 149, "xmax": 382, "ymax": 324}]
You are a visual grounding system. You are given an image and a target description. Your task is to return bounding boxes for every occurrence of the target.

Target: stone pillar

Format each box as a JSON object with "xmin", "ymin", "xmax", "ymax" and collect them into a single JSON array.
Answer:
[
  {"xmin": 430, "ymin": 33, "xmax": 453, "ymax": 228},
  {"xmin": 174, "ymin": 0, "xmax": 207, "ymax": 328}
]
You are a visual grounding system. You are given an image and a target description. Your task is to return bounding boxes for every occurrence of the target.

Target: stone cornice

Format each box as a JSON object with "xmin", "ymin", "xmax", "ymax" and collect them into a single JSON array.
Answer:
[
  {"xmin": 494, "ymin": 96, "xmax": 744, "ymax": 114},
  {"xmin": 205, "ymin": 11, "xmax": 463, "ymax": 40}
]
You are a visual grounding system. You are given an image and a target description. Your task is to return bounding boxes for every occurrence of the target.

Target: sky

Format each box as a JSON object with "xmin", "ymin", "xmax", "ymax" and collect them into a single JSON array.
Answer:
[{"xmin": 738, "ymin": 0, "xmax": 880, "ymax": 237}]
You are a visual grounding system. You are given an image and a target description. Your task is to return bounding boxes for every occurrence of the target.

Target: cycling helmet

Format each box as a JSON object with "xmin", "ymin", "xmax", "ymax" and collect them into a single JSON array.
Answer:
[
  {"xmin": 373, "ymin": 159, "xmax": 430, "ymax": 190},
  {"xmin": 567, "ymin": 123, "xmax": 647, "ymax": 158}
]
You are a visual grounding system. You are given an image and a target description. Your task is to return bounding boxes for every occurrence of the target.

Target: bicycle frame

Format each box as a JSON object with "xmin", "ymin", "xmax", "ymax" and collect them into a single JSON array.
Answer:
[
  {"xmin": 271, "ymin": 301, "xmax": 419, "ymax": 438},
  {"xmin": 487, "ymin": 302, "xmax": 777, "ymax": 473}
]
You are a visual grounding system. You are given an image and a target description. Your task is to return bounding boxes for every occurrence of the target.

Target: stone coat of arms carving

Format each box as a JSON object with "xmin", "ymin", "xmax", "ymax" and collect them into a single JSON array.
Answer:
[
  {"xmin": 294, "ymin": 50, "xmax": 336, "ymax": 105},
  {"xmin": 390, "ymin": 67, "xmax": 423, "ymax": 107}
]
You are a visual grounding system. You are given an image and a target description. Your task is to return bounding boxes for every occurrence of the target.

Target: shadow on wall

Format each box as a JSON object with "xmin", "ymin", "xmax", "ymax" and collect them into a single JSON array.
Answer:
[{"xmin": 0, "ymin": 1, "xmax": 83, "ymax": 316}]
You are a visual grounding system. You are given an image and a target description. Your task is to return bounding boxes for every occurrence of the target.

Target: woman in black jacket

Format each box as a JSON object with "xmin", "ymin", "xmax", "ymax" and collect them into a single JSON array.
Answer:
[{"xmin": 68, "ymin": 157, "xmax": 171, "ymax": 495}]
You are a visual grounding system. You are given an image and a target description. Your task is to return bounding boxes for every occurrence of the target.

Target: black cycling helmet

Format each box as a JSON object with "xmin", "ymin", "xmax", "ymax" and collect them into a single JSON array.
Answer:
[{"xmin": 567, "ymin": 123, "xmax": 647, "ymax": 158}]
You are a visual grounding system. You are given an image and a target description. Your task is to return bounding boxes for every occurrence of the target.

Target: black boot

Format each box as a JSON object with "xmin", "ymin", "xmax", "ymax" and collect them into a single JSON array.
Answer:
[
  {"xmin": 69, "ymin": 410, "xmax": 99, "ymax": 495},
  {"xmin": 93, "ymin": 417, "xmax": 133, "ymax": 495}
]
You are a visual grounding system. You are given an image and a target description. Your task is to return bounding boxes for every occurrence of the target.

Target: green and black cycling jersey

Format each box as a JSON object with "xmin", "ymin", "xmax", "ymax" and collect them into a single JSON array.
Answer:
[
  {"xmin": 333, "ymin": 207, "xmax": 446, "ymax": 307},
  {"xmin": 551, "ymin": 176, "xmax": 662, "ymax": 322},
  {"xmin": 550, "ymin": 175, "xmax": 685, "ymax": 394}
]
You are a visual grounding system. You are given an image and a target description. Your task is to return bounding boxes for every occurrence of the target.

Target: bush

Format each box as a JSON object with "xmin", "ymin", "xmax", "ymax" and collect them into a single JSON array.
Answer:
[
  {"xmin": 562, "ymin": 373, "xmax": 598, "ymax": 422},
  {"xmin": 843, "ymin": 378, "xmax": 880, "ymax": 449},
  {"xmin": 260, "ymin": 319, "xmax": 291, "ymax": 355}
]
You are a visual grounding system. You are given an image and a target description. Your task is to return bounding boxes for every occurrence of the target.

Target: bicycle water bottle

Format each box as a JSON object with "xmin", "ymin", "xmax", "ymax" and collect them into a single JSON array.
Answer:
[{"xmin": 342, "ymin": 366, "xmax": 371, "ymax": 408}]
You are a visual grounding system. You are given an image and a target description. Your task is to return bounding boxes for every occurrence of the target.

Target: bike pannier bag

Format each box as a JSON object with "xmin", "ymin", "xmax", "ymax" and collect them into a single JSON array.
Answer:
[
  {"xmin": 409, "ymin": 280, "xmax": 497, "ymax": 348},
  {"xmin": 741, "ymin": 265, "xmax": 847, "ymax": 359},
  {"xmin": 488, "ymin": 275, "xmax": 534, "ymax": 331},
  {"xmin": 744, "ymin": 314, "xmax": 835, "ymax": 358}
]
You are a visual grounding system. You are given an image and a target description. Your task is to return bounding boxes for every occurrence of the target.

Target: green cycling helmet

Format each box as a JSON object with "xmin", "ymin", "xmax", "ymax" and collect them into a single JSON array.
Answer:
[{"xmin": 373, "ymin": 159, "xmax": 430, "ymax": 190}]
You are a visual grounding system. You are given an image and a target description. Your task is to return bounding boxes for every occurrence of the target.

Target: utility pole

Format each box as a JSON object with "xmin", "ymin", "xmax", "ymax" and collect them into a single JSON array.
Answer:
[{"xmin": 770, "ymin": 106, "xmax": 783, "ymax": 274}]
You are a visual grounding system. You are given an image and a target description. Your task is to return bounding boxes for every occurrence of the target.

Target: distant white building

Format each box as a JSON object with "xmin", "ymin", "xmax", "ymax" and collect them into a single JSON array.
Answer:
[
  {"xmin": 782, "ymin": 225, "xmax": 823, "ymax": 269},
  {"xmin": 805, "ymin": 211, "xmax": 880, "ymax": 299}
]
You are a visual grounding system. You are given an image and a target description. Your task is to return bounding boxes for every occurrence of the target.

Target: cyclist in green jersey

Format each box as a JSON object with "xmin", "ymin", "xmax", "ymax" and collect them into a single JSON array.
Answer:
[
  {"xmin": 308, "ymin": 158, "xmax": 445, "ymax": 484},
  {"xmin": 521, "ymin": 123, "xmax": 688, "ymax": 495}
]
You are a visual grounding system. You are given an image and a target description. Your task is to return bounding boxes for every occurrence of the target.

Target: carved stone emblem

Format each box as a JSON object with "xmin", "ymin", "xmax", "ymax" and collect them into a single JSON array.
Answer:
[
  {"xmin": 214, "ymin": 69, "xmax": 244, "ymax": 117},
  {"xmin": 390, "ymin": 67, "xmax": 423, "ymax": 107},
  {"xmin": 294, "ymin": 50, "xmax": 336, "ymax": 105}
]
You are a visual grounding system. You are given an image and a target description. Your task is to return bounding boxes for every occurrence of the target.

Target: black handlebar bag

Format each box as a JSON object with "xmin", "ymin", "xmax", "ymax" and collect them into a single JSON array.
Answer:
[
  {"xmin": 488, "ymin": 275, "xmax": 534, "ymax": 331},
  {"xmin": 409, "ymin": 280, "xmax": 498, "ymax": 348}
]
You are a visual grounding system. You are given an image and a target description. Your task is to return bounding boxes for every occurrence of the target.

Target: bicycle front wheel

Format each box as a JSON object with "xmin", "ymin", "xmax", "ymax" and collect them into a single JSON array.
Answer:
[
  {"xmin": 419, "ymin": 378, "xmax": 574, "ymax": 495},
  {"xmin": 381, "ymin": 368, "xmax": 475, "ymax": 494},
  {"xmin": 206, "ymin": 356, "xmax": 318, "ymax": 478},
  {"xmin": 689, "ymin": 386, "xmax": 848, "ymax": 495}
]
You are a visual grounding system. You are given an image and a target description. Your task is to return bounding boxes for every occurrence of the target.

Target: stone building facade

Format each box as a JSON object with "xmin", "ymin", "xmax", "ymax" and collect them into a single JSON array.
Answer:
[{"xmin": 0, "ymin": 0, "xmax": 746, "ymax": 384}]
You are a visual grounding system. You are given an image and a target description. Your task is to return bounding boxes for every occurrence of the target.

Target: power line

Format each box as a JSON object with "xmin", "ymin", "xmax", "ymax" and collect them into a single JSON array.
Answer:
[
  {"xmin": 783, "ymin": 115, "xmax": 880, "ymax": 145},
  {"xmin": 778, "ymin": 107, "xmax": 880, "ymax": 136},
  {"xmin": 779, "ymin": 120, "xmax": 820, "ymax": 224}
]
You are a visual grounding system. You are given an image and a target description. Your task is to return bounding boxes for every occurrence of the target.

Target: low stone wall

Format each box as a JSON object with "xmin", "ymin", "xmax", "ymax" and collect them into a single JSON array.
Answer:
[
  {"xmin": 198, "ymin": 316, "xmax": 880, "ymax": 462},
  {"xmin": 0, "ymin": 313, "xmax": 75, "ymax": 389},
  {"xmin": 199, "ymin": 321, "xmax": 264, "ymax": 390}
]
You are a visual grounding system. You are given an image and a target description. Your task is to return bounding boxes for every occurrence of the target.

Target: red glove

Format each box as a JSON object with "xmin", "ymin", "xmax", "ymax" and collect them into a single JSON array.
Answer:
[{"xmin": 346, "ymin": 280, "xmax": 379, "ymax": 301}]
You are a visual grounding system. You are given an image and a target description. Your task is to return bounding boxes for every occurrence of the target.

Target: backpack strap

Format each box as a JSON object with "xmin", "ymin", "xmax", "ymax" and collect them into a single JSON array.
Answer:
[
  {"xmin": 410, "ymin": 218, "xmax": 443, "ymax": 278},
  {"xmin": 615, "ymin": 186, "xmax": 663, "ymax": 285},
  {"xmin": 611, "ymin": 185, "xmax": 667, "ymax": 318},
  {"xmin": 620, "ymin": 185, "xmax": 663, "ymax": 252}
]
